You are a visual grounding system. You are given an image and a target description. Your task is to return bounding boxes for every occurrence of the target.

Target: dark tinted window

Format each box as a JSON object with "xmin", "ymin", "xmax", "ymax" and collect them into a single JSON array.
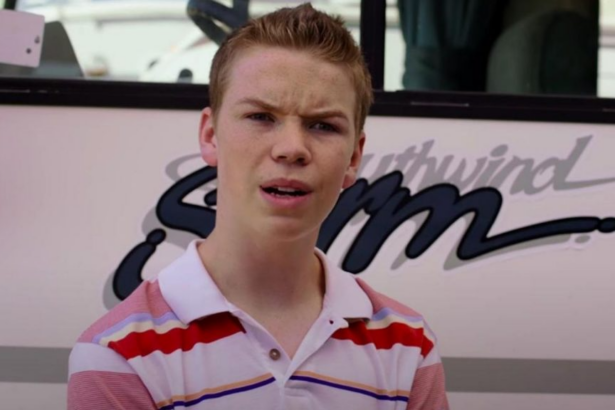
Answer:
[{"xmin": 386, "ymin": 0, "xmax": 615, "ymax": 97}]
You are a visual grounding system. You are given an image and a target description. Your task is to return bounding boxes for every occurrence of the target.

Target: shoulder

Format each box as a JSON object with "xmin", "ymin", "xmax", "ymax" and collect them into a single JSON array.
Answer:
[
  {"xmin": 353, "ymin": 278, "xmax": 439, "ymax": 355},
  {"xmin": 68, "ymin": 279, "xmax": 179, "ymax": 382},
  {"xmin": 68, "ymin": 280, "xmax": 163, "ymax": 408},
  {"xmin": 354, "ymin": 277, "xmax": 426, "ymax": 320},
  {"xmin": 75, "ymin": 279, "xmax": 176, "ymax": 346}
]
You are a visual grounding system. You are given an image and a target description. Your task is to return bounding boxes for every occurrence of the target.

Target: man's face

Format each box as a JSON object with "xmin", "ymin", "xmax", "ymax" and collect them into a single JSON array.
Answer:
[{"xmin": 199, "ymin": 46, "xmax": 364, "ymax": 242}]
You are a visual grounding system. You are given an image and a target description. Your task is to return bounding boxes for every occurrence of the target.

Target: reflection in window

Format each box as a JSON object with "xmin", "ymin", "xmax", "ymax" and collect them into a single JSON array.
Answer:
[
  {"xmin": 389, "ymin": 0, "xmax": 614, "ymax": 97},
  {"xmin": 1, "ymin": 0, "xmax": 361, "ymax": 83}
]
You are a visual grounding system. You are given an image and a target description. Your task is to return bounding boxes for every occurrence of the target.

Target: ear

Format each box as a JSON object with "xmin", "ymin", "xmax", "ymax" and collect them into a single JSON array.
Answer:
[
  {"xmin": 342, "ymin": 132, "xmax": 365, "ymax": 189},
  {"xmin": 199, "ymin": 107, "xmax": 218, "ymax": 167}
]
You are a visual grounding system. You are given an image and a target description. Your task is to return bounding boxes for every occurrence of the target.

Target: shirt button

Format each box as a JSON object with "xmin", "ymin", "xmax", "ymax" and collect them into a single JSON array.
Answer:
[{"xmin": 269, "ymin": 348, "xmax": 281, "ymax": 361}]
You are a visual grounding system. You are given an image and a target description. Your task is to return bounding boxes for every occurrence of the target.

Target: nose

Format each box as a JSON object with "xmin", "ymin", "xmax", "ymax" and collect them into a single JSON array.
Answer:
[{"xmin": 271, "ymin": 122, "xmax": 312, "ymax": 165}]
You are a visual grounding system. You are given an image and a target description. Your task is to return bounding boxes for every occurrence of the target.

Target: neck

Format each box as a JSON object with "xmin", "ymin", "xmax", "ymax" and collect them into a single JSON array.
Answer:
[{"xmin": 197, "ymin": 225, "xmax": 324, "ymax": 313}]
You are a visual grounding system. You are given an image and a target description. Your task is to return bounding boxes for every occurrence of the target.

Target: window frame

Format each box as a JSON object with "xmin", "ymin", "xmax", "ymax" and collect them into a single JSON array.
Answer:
[{"xmin": 1, "ymin": 0, "xmax": 614, "ymax": 124}]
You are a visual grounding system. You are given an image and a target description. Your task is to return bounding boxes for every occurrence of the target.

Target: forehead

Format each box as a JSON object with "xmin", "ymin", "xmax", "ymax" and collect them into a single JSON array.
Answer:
[{"xmin": 222, "ymin": 46, "xmax": 357, "ymax": 118}]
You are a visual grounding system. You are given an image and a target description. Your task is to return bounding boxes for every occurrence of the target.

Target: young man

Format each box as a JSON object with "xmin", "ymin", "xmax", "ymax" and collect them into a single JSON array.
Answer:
[{"xmin": 68, "ymin": 4, "xmax": 449, "ymax": 409}]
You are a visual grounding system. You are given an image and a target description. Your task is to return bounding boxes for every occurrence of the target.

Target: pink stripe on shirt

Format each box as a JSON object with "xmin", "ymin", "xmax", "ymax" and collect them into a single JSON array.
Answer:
[{"xmin": 78, "ymin": 280, "xmax": 174, "ymax": 343}]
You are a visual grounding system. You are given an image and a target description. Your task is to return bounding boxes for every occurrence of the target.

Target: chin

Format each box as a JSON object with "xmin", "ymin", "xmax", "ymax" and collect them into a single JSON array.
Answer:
[{"xmin": 256, "ymin": 217, "xmax": 320, "ymax": 244}]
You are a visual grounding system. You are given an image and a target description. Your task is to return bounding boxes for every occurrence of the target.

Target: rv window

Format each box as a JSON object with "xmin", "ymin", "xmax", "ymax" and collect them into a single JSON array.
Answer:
[
  {"xmin": 3, "ymin": 0, "xmax": 615, "ymax": 101},
  {"xmin": 2, "ymin": 0, "xmax": 361, "ymax": 84},
  {"xmin": 386, "ymin": 0, "xmax": 615, "ymax": 98}
]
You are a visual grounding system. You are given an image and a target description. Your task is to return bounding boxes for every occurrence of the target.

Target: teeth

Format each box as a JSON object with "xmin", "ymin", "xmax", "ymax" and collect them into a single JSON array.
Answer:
[
  {"xmin": 264, "ymin": 186, "xmax": 306, "ymax": 197},
  {"xmin": 276, "ymin": 187, "xmax": 299, "ymax": 193}
]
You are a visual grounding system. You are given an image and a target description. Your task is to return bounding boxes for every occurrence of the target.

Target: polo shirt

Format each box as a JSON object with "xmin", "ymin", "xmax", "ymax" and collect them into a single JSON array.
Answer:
[{"xmin": 68, "ymin": 240, "xmax": 448, "ymax": 410}]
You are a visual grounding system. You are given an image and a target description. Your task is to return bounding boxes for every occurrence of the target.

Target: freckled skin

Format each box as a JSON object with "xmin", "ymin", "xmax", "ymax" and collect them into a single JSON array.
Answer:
[{"xmin": 199, "ymin": 46, "xmax": 365, "ymax": 244}]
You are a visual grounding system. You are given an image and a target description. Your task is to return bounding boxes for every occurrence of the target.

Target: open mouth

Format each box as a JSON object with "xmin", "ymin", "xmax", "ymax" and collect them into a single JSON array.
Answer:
[{"xmin": 262, "ymin": 186, "xmax": 308, "ymax": 197}]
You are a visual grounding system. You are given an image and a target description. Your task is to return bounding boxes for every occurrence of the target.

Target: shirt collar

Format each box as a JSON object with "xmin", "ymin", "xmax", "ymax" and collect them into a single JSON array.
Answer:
[
  {"xmin": 159, "ymin": 240, "xmax": 373, "ymax": 325},
  {"xmin": 158, "ymin": 240, "xmax": 230, "ymax": 324},
  {"xmin": 315, "ymin": 248, "xmax": 373, "ymax": 321}
]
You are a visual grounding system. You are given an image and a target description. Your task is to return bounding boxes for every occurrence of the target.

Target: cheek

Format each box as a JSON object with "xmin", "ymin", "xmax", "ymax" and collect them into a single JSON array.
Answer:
[
  {"xmin": 325, "ymin": 162, "xmax": 351, "ymax": 191},
  {"xmin": 333, "ymin": 146, "xmax": 355, "ymax": 172},
  {"xmin": 217, "ymin": 142, "xmax": 262, "ymax": 188}
]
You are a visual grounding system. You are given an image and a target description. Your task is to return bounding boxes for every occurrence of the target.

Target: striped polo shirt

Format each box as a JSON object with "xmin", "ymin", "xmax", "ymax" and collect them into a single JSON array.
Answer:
[{"xmin": 68, "ymin": 240, "xmax": 448, "ymax": 410}]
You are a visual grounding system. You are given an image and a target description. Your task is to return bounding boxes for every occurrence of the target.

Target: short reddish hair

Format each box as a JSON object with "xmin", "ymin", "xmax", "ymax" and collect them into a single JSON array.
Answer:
[{"xmin": 208, "ymin": 3, "xmax": 373, "ymax": 135}]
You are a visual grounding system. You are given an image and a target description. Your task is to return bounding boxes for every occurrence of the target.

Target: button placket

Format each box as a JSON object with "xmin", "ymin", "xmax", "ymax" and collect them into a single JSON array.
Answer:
[
  {"xmin": 232, "ymin": 310, "xmax": 289, "ymax": 379},
  {"xmin": 284, "ymin": 312, "xmax": 344, "ymax": 380}
]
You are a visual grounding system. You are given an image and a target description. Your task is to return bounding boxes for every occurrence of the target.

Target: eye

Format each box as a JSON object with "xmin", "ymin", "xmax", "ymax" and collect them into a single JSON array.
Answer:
[
  {"xmin": 247, "ymin": 113, "xmax": 274, "ymax": 122},
  {"xmin": 311, "ymin": 122, "xmax": 338, "ymax": 133}
]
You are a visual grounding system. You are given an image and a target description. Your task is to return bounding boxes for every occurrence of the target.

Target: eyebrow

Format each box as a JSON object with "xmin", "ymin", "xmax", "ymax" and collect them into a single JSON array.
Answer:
[
  {"xmin": 236, "ymin": 97, "xmax": 350, "ymax": 123},
  {"xmin": 236, "ymin": 97, "xmax": 278, "ymax": 112}
]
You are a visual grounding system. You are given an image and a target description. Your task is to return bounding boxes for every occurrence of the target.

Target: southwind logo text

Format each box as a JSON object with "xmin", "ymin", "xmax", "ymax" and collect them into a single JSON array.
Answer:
[{"xmin": 111, "ymin": 135, "xmax": 615, "ymax": 300}]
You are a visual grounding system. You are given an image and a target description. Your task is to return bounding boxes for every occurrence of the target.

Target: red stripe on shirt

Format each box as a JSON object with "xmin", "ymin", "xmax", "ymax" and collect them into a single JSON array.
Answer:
[
  {"xmin": 108, "ymin": 312, "xmax": 245, "ymax": 360},
  {"xmin": 332, "ymin": 322, "xmax": 434, "ymax": 357}
]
